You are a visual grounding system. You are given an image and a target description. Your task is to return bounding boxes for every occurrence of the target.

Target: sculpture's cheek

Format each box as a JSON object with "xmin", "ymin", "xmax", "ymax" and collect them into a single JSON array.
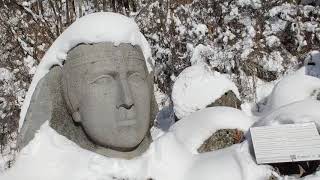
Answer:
[
  {"xmin": 78, "ymin": 84, "xmax": 117, "ymax": 145},
  {"xmin": 130, "ymin": 81, "xmax": 151, "ymax": 138}
]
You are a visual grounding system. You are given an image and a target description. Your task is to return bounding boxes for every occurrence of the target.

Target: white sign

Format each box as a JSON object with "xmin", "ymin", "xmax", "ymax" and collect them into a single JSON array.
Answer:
[{"xmin": 250, "ymin": 123, "xmax": 320, "ymax": 164}]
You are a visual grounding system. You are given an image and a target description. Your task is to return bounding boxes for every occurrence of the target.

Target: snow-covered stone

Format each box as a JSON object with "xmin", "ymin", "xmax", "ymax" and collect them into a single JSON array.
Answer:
[
  {"xmin": 266, "ymin": 72, "xmax": 320, "ymax": 112},
  {"xmin": 255, "ymin": 99, "xmax": 320, "ymax": 130},
  {"xmin": 170, "ymin": 107, "xmax": 253, "ymax": 154},
  {"xmin": 172, "ymin": 64, "xmax": 240, "ymax": 119}
]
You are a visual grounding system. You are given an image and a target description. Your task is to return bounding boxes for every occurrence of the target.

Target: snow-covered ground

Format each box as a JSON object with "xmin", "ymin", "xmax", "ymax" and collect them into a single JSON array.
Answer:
[
  {"xmin": 0, "ymin": 110, "xmax": 269, "ymax": 180},
  {"xmin": 2, "ymin": 10, "xmax": 320, "ymax": 180}
]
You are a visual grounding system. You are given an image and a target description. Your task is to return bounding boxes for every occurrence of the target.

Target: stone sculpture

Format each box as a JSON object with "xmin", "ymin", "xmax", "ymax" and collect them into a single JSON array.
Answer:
[{"xmin": 18, "ymin": 42, "xmax": 157, "ymax": 159}]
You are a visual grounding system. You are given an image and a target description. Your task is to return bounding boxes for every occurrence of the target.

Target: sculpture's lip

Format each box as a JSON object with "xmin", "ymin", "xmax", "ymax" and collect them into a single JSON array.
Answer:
[{"xmin": 117, "ymin": 119, "xmax": 136, "ymax": 126}]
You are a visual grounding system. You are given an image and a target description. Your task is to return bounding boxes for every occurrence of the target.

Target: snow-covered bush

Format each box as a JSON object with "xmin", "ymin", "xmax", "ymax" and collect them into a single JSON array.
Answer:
[{"xmin": 136, "ymin": 0, "xmax": 320, "ymax": 103}]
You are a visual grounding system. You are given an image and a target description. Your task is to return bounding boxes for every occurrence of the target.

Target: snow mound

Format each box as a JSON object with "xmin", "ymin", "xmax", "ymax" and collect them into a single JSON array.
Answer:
[
  {"xmin": 183, "ymin": 142, "xmax": 272, "ymax": 180},
  {"xmin": 172, "ymin": 64, "xmax": 240, "ymax": 119},
  {"xmin": 254, "ymin": 99, "xmax": 320, "ymax": 130},
  {"xmin": 266, "ymin": 72, "xmax": 320, "ymax": 112},
  {"xmin": 170, "ymin": 107, "xmax": 254, "ymax": 154},
  {"xmin": 19, "ymin": 12, "xmax": 153, "ymax": 130}
]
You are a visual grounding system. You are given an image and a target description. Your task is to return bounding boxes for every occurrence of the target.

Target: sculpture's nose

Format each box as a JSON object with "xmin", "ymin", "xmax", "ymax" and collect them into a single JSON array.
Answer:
[{"xmin": 118, "ymin": 78, "xmax": 134, "ymax": 109}]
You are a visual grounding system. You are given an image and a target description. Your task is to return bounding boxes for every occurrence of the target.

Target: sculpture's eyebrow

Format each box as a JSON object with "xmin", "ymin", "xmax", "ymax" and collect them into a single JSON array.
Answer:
[
  {"xmin": 65, "ymin": 53, "xmax": 115, "ymax": 67},
  {"xmin": 88, "ymin": 74, "xmax": 113, "ymax": 84},
  {"xmin": 127, "ymin": 70, "xmax": 146, "ymax": 77},
  {"xmin": 67, "ymin": 56, "xmax": 145, "ymax": 68},
  {"xmin": 128, "ymin": 56, "xmax": 145, "ymax": 62},
  {"xmin": 67, "ymin": 60, "xmax": 113, "ymax": 68}
]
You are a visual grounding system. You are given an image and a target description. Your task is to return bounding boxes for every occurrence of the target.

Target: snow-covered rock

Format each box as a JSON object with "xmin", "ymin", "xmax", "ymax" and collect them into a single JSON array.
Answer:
[
  {"xmin": 172, "ymin": 64, "xmax": 240, "ymax": 119},
  {"xmin": 266, "ymin": 72, "xmax": 320, "ymax": 112},
  {"xmin": 170, "ymin": 107, "xmax": 253, "ymax": 154},
  {"xmin": 255, "ymin": 99, "xmax": 320, "ymax": 130}
]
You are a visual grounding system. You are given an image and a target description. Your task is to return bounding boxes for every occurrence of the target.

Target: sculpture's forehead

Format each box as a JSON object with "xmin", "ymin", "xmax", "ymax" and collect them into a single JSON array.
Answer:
[{"xmin": 65, "ymin": 42, "xmax": 145, "ymax": 68}]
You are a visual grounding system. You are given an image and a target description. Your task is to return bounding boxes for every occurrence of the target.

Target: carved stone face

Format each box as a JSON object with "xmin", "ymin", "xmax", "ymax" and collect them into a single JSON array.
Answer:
[{"xmin": 62, "ymin": 42, "xmax": 151, "ymax": 151}]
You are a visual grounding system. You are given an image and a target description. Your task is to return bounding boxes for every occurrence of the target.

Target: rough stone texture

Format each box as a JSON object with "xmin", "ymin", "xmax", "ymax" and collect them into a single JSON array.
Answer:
[
  {"xmin": 197, "ymin": 129, "xmax": 244, "ymax": 153},
  {"xmin": 206, "ymin": 90, "xmax": 241, "ymax": 109},
  {"xmin": 62, "ymin": 43, "xmax": 153, "ymax": 151},
  {"xmin": 18, "ymin": 66, "xmax": 61, "ymax": 149},
  {"xmin": 19, "ymin": 43, "xmax": 159, "ymax": 159},
  {"xmin": 19, "ymin": 66, "xmax": 100, "ymax": 151}
]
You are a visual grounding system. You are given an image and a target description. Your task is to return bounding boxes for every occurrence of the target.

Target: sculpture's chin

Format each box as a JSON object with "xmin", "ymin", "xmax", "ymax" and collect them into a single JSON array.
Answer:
[
  {"xmin": 97, "ymin": 137, "xmax": 144, "ymax": 152},
  {"xmin": 79, "ymin": 111, "xmax": 150, "ymax": 152},
  {"xmin": 85, "ymin": 128, "xmax": 146, "ymax": 152}
]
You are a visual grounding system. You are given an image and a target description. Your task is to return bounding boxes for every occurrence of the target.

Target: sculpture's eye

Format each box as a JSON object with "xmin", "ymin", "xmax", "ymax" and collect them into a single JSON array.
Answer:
[
  {"xmin": 128, "ymin": 72, "xmax": 145, "ymax": 84},
  {"xmin": 89, "ymin": 75, "xmax": 114, "ymax": 85}
]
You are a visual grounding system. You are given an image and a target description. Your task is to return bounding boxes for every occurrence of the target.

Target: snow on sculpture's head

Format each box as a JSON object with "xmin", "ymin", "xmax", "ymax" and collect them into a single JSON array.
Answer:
[
  {"xmin": 19, "ymin": 12, "xmax": 157, "ymax": 159},
  {"xmin": 62, "ymin": 42, "xmax": 152, "ymax": 150},
  {"xmin": 19, "ymin": 12, "xmax": 154, "ymax": 130}
]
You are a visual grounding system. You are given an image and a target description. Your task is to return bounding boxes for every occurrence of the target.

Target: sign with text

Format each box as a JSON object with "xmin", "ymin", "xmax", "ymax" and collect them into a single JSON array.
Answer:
[{"xmin": 250, "ymin": 123, "xmax": 320, "ymax": 164}]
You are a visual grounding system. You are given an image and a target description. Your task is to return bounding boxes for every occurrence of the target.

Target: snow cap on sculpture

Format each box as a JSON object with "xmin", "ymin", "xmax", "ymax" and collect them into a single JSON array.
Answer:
[{"xmin": 19, "ymin": 12, "xmax": 154, "ymax": 129}]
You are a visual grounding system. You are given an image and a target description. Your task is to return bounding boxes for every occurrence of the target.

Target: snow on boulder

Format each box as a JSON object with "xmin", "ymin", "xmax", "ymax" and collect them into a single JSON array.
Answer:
[
  {"xmin": 170, "ymin": 107, "xmax": 254, "ymax": 154},
  {"xmin": 19, "ymin": 12, "xmax": 153, "ymax": 130},
  {"xmin": 172, "ymin": 64, "xmax": 240, "ymax": 119},
  {"xmin": 254, "ymin": 99, "xmax": 320, "ymax": 130},
  {"xmin": 266, "ymin": 72, "xmax": 320, "ymax": 112},
  {"xmin": 197, "ymin": 128, "xmax": 244, "ymax": 153}
]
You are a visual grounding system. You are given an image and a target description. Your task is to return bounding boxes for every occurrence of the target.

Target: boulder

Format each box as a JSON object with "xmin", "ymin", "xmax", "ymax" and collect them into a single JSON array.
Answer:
[
  {"xmin": 206, "ymin": 90, "xmax": 241, "ymax": 109},
  {"xmin": 197, "ymin": 129, "xmax": 244, "ymax": 153}
]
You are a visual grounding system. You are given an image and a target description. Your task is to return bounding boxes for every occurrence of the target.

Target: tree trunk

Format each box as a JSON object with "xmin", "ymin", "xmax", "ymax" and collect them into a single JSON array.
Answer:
[
  {"xmin": 102, "ymin": 0, "xmax": 107, "ymax": 11},
  {"xmin": 93, "ymin": 0, "xmax": 100, "ymax": 11},
  {"xmin": 66, "ymin": 0, "xmax": 70, "ymax": 25}
]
